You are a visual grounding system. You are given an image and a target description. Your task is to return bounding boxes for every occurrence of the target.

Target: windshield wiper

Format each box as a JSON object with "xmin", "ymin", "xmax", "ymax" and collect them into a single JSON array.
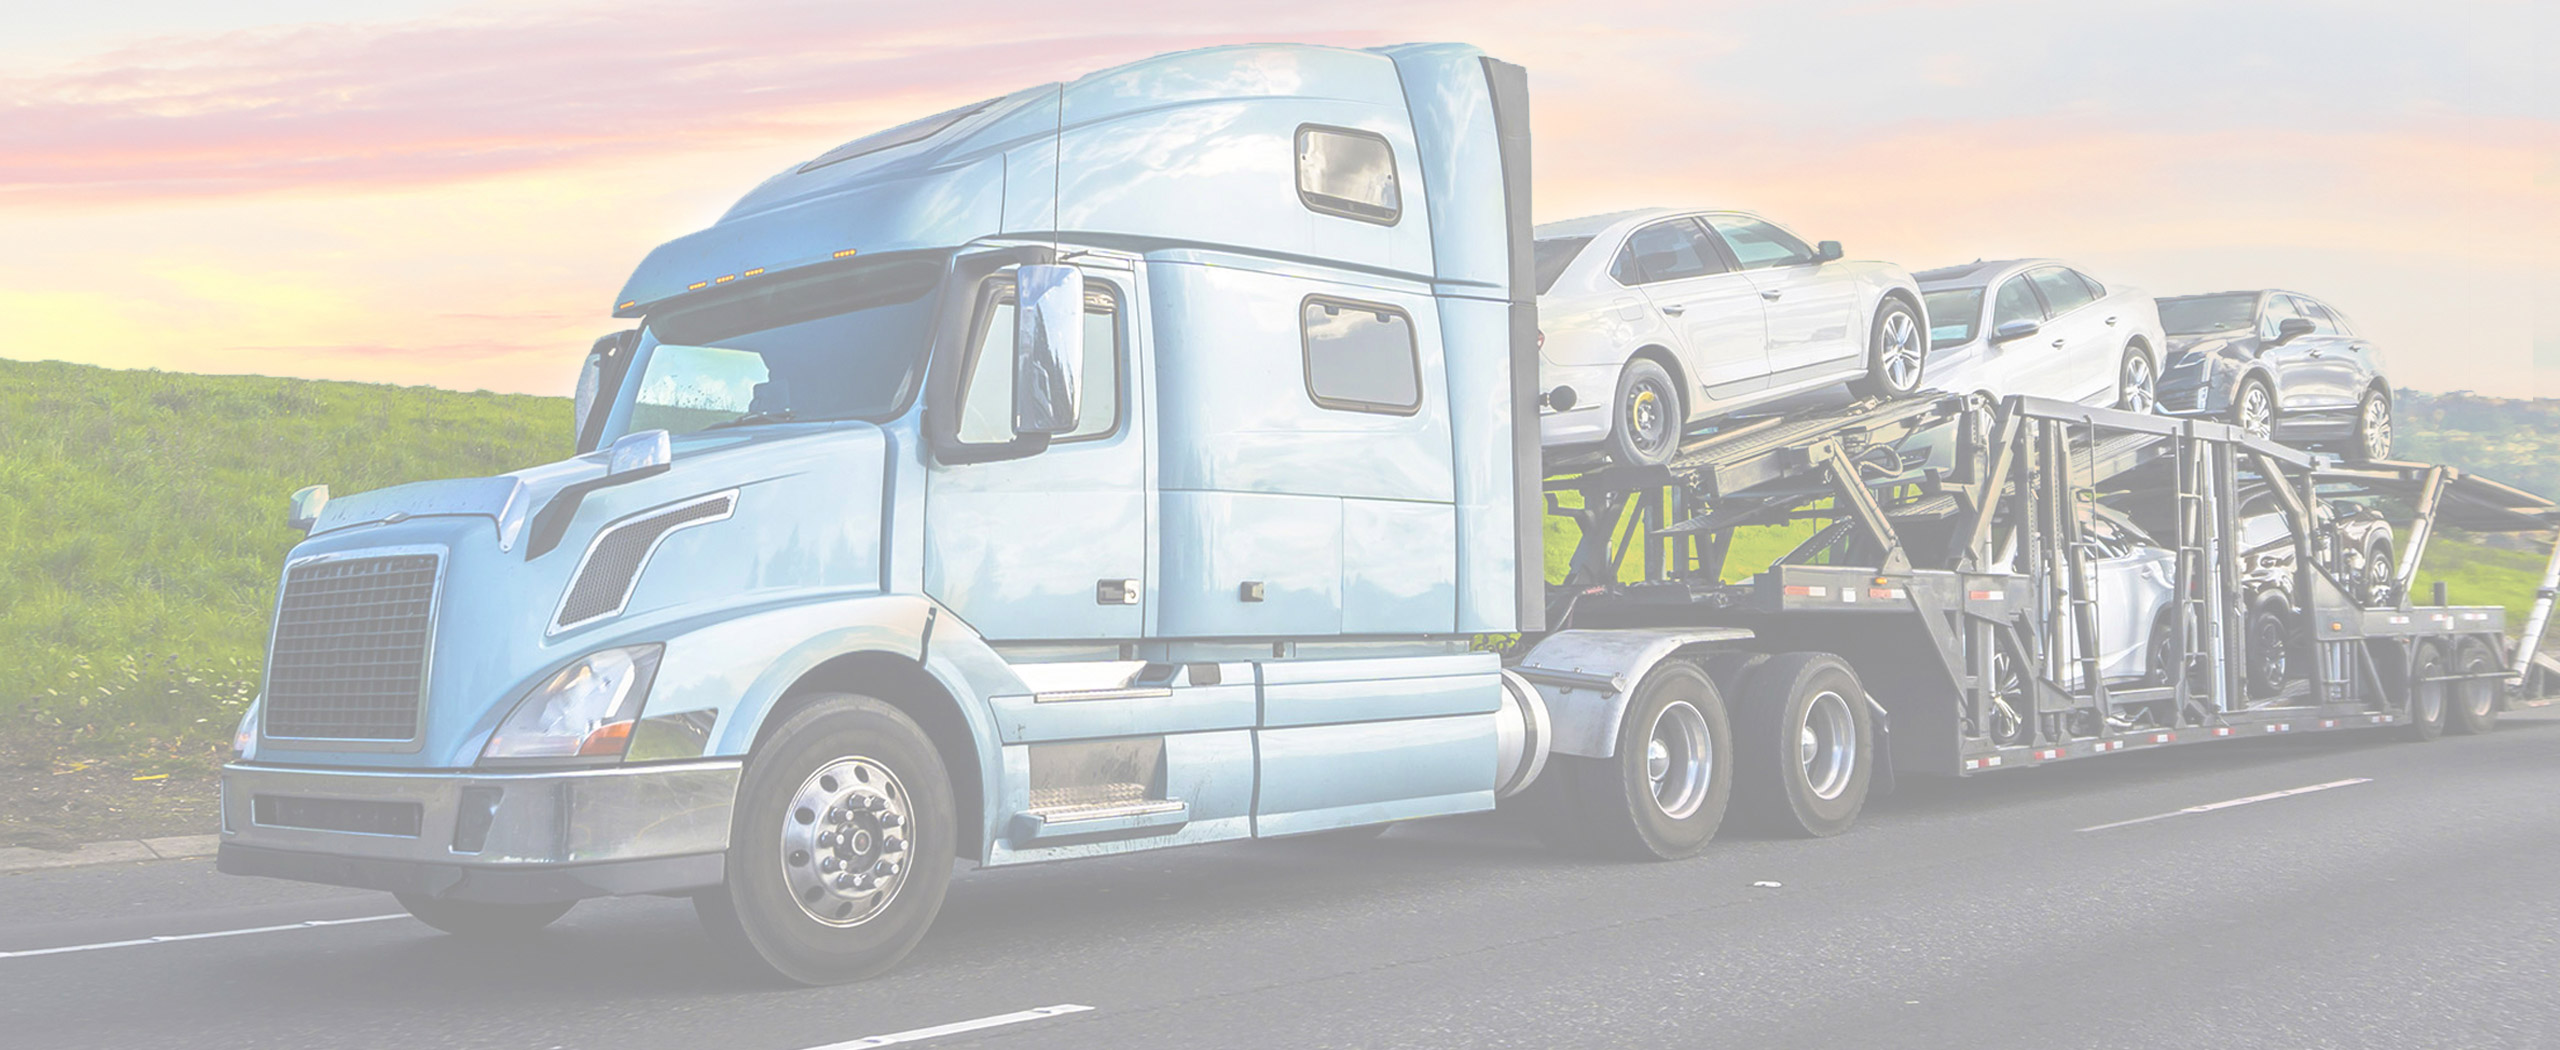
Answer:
[{"xmin": 703, "ymin": 409, "xmax": 798, "ymax": 431}]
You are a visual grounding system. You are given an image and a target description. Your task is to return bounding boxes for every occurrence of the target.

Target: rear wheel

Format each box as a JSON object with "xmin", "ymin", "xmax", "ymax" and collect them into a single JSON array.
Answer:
[
  {"xmin": 2354, "ymin": 537, "xmax": 2397, "ymax": 607},
  {"xmin": 2245, "ymin": 600, "xmax": 2296, "ymax": 700},
  {"xmin": 1609, "ymin": 358, "xmax": 1683, "ymax": 466},
  {"xmin": 1528, "ymin": 660, "xmax": 1732, "ymax": 859},
  {"xmin": 1986, "ymin": 639, "xmax": 2031, "ymax": 747},
  {"xmin": 395, "ymin": 895, "xmax": 571, "ymax": 939},
  {"xmin": 2447, "ymin": 636, "xmax": 2501, "ymax": 735},
  {"xmin": 2350, "ymin": 387, "xmax": 2393, "ymax": 463},
  {"xmin": 2400, "ymin": 642, "xmax": 2448, "ymax": 741},
  {"xmin": 2116, "ymin": 348, "xmax": 2158, "ymax": 414},
  {"xmin": 1850, "ymin": 297, "xmax": 1925, "ymax": 399},
  {"xmin": 2232, "ymin": 375, "xmax": 2277, "ymax": 441},
  {"xmin": 695, "ymin": 694, "xmax": 956, "ymax": 985},
  {"xmin": 1732, "ymin": 653, "xmax": 1872, "ymax": 838}
]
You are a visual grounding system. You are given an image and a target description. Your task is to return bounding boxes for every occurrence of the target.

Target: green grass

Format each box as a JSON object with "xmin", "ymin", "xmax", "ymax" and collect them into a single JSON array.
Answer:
[
  {"xmin": 0, "ymin": 358, "xmax": 568, "ymax": 767},
  {"xmin": 2408, "ymin": 533, "xmax": 2550, "ymax": 627}
]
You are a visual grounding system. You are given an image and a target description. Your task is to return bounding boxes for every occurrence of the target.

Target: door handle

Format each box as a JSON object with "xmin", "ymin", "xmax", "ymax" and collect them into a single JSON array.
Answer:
[
  {"xmin": 1096, "ymin": 579, "xmax": 1139, "ymax": 605},
  {"xmin": 1760, "ymin": 290, "xmax": 1782, "ymax": 301},
  {"xmin": 2104, "ymin": 316, "xmax": 2119, "ymax": 326},
  {"xmin": 2051, "ymin": 338, "xmax": 2067, "ymax": 349},
  {"xmin": 1660, "ymin": 303, "xmax": 1686, "ymax": 316}
]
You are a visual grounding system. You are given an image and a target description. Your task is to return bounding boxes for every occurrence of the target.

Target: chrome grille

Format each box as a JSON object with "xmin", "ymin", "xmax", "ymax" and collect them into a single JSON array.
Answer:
[{"xmin": 263, "ymin": 553, "xmax": 439, "ymax": 741}]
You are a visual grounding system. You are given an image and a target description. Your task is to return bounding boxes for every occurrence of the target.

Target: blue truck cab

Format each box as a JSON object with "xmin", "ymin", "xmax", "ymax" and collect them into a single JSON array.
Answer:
[{"xmin": 218, "ymin": 43, "xmax": 1617, "ymax": 981}]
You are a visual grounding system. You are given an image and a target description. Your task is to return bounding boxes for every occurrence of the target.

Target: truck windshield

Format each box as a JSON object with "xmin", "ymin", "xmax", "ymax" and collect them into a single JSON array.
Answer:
[
  {"xmin": 2158, "ymin": 293, "xmax": 2257, "ymax": 335},
  {"xmin": 622, "ymin": 254, "xmax": 944, "ymax": 435}
]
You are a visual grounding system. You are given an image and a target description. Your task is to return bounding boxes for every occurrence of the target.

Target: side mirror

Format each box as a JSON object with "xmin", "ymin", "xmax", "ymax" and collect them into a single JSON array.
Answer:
[
  {"xmin": 286, "ymin": 484, "xmax": 329, "ymax": 532},
  {"xmin": 1812, "ymin": 240, "xmax": 1844, "ymax": 263},
  {"xmin": 1011, "ymin": 264, "xmax": 1084, "ymax": 435},
  {"xmin": 2274, "ymin": 317, "xmax": 2316, "ymax": 344},
  {"xmin": 605, "ymin": 429, "xmax": 673, "ymax": 479},
  {"xmin": 575, "ymin": 330, "xmax": 640, "ymax": 454},
  {"xmin": 1991, "ymin": 318, "xmax": 2041, "ymax": 343}
]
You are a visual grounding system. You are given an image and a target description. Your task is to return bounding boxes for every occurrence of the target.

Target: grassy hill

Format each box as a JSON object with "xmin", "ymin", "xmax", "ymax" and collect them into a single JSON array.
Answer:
[{"xmin": 0, "ymin": 358, "xmax": 568, "ymax": 768}]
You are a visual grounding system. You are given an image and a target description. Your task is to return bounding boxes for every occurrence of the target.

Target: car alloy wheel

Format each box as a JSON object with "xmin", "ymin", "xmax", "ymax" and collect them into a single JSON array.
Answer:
[
  {"xmin": 2234, "ymin": 378, "xmax": 2275, "ymax": 441},
  {"xmin": 2357, "ymin": 392, "xmax": 2393, "ymax": 461},
  {"xmin": 1880, "ymin": 310, "xmax": 1923, "ymax": 391},
  {"xmin": 2118, "ymin": 351, "xmax": 2157, "ymax": 414}
]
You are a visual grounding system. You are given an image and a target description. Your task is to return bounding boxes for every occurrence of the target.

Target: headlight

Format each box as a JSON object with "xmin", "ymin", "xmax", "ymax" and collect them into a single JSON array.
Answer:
[
  {"xmin": 482, "ymin": 645, "xmax": 664, "ymax": 762},
  {"xmin": 233, "ymin": 697, "xmax": 261, "ymax": 759}
]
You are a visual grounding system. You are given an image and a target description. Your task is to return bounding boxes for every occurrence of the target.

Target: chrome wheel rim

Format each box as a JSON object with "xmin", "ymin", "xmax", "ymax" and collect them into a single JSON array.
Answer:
[
  {"xmin": 2458, "ymin": 652, "xmax": 2496, "ymax": 719},
  {"xmin": 779, "ymin": 756, "xmax": 914, "ymax": 928},
  {"xmin": 1645, "ymin": 700, "xmax": 1713, "ymax": 820},
  {"xmin": 1799, "ymin": 689, "xmax": 1857, "ymax": 801},
  {"xmin": 2119, "ymin": 354, "xmax": 2157, "ymax": 414},
  {"xmin": 2362, "ymin": 396, "xmax": 2392, "ymax": 459},
  {"xmin": 2413, "ymin": 653, "xmax": 2445, "ymax": 725},
  {"xmin": 2236, "ymin": 383, "xmax": 2274, "ymax": 440},
  {"xmin": 1880, "ymin": 309, "xmax": 1923, "ymax": 390},
  {"xmin": 1626, "ymin": 376, "xmax": 1673, "ymax": 456}
]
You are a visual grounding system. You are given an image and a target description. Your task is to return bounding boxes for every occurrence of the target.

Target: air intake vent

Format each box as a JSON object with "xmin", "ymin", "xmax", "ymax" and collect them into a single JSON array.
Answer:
[
  {"xmin": 264, "ymin": 552, "xmax": 440, "ymax": 741},
  {"xmin": 554, "ymin": 492, "xmax": 736, "ymax": 631}
]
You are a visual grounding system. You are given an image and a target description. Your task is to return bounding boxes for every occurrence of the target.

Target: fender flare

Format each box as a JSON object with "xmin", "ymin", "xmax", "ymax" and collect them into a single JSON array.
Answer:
[{"xmin": 1512, "ymin": 627, "xmax": 1755, "ymax": 758}]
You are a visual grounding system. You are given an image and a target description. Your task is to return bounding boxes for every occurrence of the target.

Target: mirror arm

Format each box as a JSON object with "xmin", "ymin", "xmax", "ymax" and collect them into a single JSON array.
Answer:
[{"xmin": 922, "ymin": 246, "xmax": 1059, "ymax": 466}]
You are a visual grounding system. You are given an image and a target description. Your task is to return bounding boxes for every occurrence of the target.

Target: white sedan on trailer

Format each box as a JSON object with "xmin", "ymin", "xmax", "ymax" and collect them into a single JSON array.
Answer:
[
  {"xmin": 1914, "ymin": 259, "xmax": 2168, "ymax": 412},
  {"xmin": 1534, "ymin": 208, "xmax": 1928, "ymax": 465}
]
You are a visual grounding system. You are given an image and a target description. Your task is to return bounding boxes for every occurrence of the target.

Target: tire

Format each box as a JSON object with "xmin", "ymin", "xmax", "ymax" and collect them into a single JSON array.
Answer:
[
  {"xmin": 2146, "ymin": 611, "xmax": 2189, "ymax": 689},
  {"xmin": 2400, "ymin": 642, "xmax": 2448, "ymax": 742},
  {"xmin": 1609, "ymin": 357, "xmax": 1683, "ymax": 466},
  {"xmin": 394, "ymin": 894, "xmax": 571, "ymax": 939},
  {"xmin": 1986, "ymin": 636, "xmax": 2032, "ymax": 747},
  {"xmin": 1732, "ymin": 653, "xmax": 1872, "ymax": 838},
  {"xmin": 1528, "ymin": 660, "xmax": 1732, "ymax": 860},
  {"xmin": 2355, "ymin": 537, "xmax": 2397, "ymax": 607},
  {"xmin": 2232, "ymin": 374, "xmax": 2277, "ymax": 442},
  {"xmin": 2350, "ymin": 387, "xmax": 2393, "ymax": 463},
  {"xmin": 1849, "ymin": 297, "xmax": 1925, "ymax": 399},
  {"xmin": 2244, "ymin": 599, "xmax": 2296, "ymax": 701},
  {"xmin": 694, "ymin": 694, "xmax": 956, "ymax": 985},
  {"xmin": 2116, "ymin": 347, "xmax": 2158, "ymax": 414},
  {"xmin": 2447, "ymin": 636, "xmax": 2501, "ymax": 735}
]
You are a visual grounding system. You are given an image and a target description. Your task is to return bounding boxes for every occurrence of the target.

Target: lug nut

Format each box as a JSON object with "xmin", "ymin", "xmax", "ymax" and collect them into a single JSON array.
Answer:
[
  {"xmin": 873, "ymin": 859, "xmax": 899, "ymax": 877},
  {"xmin": 853, "ymin": 873, "xmax": 876, "ymax": 891},
  {"xmin": 819, "ymin": 856, "xmax": 841, "ymax": 874},
  {"xmin": 816, "ymin": 830, "xmax": 838, "ymax": 849},
  {"xmin": 881, "ymin": 835, "xmax": 905, "ymax": 853},
  {"xmin": 878, "ymin": 812, "xmax": 903, "ymax": 828},
  {"xmin": 827, "ymin": 806, "xmax": 850, "ymax": 825},
  {"xmin": 831, "ymin": 872, "xmax": 856, "ymax": 890},
  {"xmin": 863, "ymin": 794, "xmax": 886, "ymax": 811}
]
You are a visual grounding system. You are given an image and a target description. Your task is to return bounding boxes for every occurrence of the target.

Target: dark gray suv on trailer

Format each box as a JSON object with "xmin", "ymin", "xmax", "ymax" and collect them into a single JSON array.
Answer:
[{"xmin": 2154, "ymin": 289, "xmax": 2393, "ymax": 460}]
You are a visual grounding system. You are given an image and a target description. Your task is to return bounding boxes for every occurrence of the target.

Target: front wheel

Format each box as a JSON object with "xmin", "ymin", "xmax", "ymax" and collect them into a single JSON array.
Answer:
[
  {"xmin": 2116, "ymin": 347, "xmax": 2158, "ymax": 414},
  {"xmin": 2351, "ymin": 387, "xmax": 2393, "ymax": 462},
  {"xmin": 695, "ymin": 694, "xmax": 956, "ymax": 985},
  {"xmin": 1849, "ymin": 297, "xmax": 1925, "ymax": 399},
  {"xmin": 395, "ymin": 894, "xmax": 571, "ymax": 939},
  {"xmin": 2232, "ymin": 374, "xmax": 2277, "ymax": 442},
  {"xmin": 1609, "ymin": 358, "xmax": 1683, "ymax": 467}
]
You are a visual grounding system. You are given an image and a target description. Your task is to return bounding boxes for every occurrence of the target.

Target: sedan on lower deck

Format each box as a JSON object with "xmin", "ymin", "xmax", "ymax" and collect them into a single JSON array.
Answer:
[
  {"xmin": 2153, "ymin": 289, "xmax": 2394, "ymax": 461},
  {"xmin": 1915, "ymin": 259, "xmax": 2167, "ymax": 412}
]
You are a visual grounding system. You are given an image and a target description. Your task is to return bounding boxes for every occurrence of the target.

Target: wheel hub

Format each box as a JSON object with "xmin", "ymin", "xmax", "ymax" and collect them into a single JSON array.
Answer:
[
  {"xmin": 781, "ymin": 757, "xmax": 914, "ymax": 927},
  {"xmin": 1645, "ymin": 701, "xmax": 1712, "ymax": 820}
]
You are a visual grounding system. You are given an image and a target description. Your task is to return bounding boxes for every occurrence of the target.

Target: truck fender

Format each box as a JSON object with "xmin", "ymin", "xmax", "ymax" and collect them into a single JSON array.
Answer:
[{"xmin": 1512, "ymin": 628, "xmax": 1756, "ymax": 758}]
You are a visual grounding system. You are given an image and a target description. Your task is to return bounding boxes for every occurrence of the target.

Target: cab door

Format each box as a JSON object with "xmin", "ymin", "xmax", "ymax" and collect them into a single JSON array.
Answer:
[{"xmin": 923, "ymin": 263, "xmax": 1149, "ymax": 640}]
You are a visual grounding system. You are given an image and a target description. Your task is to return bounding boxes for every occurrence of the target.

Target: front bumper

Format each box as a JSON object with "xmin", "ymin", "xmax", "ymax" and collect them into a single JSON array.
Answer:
[{"xmin": 217, "ymin": 759, "xmax": 740, "ymax": 903}]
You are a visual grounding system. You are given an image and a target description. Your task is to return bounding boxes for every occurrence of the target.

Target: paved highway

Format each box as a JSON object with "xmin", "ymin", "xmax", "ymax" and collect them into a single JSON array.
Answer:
[{"xmin": 6, "ymin": 711, "xmax": 2556, "ymax": 1050}]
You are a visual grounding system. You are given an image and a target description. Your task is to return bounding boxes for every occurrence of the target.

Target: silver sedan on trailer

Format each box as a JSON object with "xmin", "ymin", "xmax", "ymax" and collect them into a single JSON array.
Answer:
[{"xmin": 1914, "ymin": 259, "xmax": 2168, "ymax": 412}]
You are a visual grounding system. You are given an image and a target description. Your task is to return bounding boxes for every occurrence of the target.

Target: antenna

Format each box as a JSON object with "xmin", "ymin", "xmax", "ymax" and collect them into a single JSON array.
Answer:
[{"xmin": 1051, "ymin": 82, "xmax": 1064, "ymax": 258}]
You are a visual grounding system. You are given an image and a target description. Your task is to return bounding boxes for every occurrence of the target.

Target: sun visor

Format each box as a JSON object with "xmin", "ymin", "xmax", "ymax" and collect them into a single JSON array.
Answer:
[{"xmin": 612, "ymin": 158, "xmax": 1004, "ymax": 318}]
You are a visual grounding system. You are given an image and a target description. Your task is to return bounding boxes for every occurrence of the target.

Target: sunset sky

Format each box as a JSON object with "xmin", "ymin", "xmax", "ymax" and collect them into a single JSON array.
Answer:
[{"xmin": 2, "ymin": 0, "xmax": 2550, "ymax": 397}]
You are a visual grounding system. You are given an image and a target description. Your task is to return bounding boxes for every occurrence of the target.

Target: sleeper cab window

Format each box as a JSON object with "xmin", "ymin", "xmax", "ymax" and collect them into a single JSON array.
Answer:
[
  {"xmin": 956, "ymin": 281, "xmax": 1121, "ymax": 445},
  {"xmin": 1301, "ymin": 297, "xmax": 1420, "ymax": 415},
  {"xmin": 1295, "ymin": 125, "xmax": 1401, "ymax": 225}
]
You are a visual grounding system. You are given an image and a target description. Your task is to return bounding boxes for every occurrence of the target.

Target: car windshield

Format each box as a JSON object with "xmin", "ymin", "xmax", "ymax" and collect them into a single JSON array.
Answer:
[
  {"xmin": 2159, "ymin": 293, "xmax": 2257, "ymax": 335},
  {"xmin": 1533, "ymin": 236, "xmax": 1593, "ymax": 295},
  {"xmin": 1921, "ymin": 288, "xmax": 1985, "ymax": 348},
  {"xmin": 618, "ymin": 254, "xmax": 945, "ymax": 436}
]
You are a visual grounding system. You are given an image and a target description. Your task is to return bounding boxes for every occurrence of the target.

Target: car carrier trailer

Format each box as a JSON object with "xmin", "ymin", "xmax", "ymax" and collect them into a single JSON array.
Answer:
[{"xmin": 215, "ymin": 41, "xmax": 2560, "ymax": 985}]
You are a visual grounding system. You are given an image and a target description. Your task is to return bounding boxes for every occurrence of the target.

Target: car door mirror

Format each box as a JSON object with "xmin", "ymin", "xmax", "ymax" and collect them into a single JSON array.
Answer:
[
  {"xmin": 2273, "ymin": 317, "xmax": 2316, "ymax": 345},
  {"xmin": 1011, "ymin": 263, "xmax": 1084, "ymax": 436},
  {"xmin": 1991, "ymin": 318, "xmax": 2041, "ymax": 343},
  {"xmin": 1812, "ymin": 240, "xmax": 1843, "ymax": 263}
]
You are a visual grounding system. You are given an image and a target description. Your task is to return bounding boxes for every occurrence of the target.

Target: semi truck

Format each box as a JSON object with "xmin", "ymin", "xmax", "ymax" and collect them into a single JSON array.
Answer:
[{"xmin": 214, "ymin": 42, "xmax": 2560, "ymax": 984}]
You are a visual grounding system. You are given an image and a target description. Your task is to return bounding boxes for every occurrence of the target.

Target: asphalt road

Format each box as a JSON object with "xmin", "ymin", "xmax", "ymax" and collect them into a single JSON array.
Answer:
[{"xmin": 7, "ymin": 711, "xmax": 2556, "ymax": 1050}]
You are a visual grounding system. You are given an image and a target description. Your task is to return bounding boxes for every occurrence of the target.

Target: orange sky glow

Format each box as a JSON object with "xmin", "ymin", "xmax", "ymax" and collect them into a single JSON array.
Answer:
[{"xmin": 2, "ymin": 1, "xmax": 2550, "ymax": 397}]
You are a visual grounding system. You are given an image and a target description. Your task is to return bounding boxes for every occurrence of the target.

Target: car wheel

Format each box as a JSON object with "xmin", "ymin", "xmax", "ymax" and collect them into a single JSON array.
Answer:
[
  {"xmin": 1609, "ymin": 358, "xmax": 1683, "ymax": 466},
  {"xmin": 2232, "ymin": 374, "xmax": 2276, "ymax": 442},
  {"xmin": 1986, "ymin": 638, "xmax": 2032, "ymax": 747},
  {"xmin": 1732, "ymin": 652, "xmax": 1872, "ymax": 838},
  {"xmin": 1849, "ymin": 297, "xmax": 1925, "ymax": 399},
  {"xmin": 695, "ymin": 694, "xmax": 956, "ymax": 985},
  {"xmin": 2400, "ymin": 641, "xmax": 2448, "ymax": 741},
  {"xmin": 2245, "ymin": 600, "xmax": 2295, "ymax": 700},
  {"xmin": 394, "ymin": 894, "xmax": 572, "ymax": 939},
  {"xmin": 2351, "ymin": 387, "xmax": 2393, "ymax": 463},
  {"xmin": 2447, "ymin": 636, "xmax": 2501, "ymax": 735},
  {"xmin": 2116, "ymin": 347, "xmax": 2158, "ymax": 414},
  {"xmin": 2357, "ymin": 537, "xmax": 2397, "ymax": 606}
]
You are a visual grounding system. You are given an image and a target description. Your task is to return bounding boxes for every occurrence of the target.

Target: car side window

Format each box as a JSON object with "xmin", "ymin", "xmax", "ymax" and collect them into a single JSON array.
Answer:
[
  {"xmin": 1701, "ymin": 214, "xmax": 1815, "ymax": 270},
  {"xmin": 1302, "ymin": 297, "xmax": 1421, "ymax": 414},
  {"xmin": 2071, "ymin": 269, "xmax": 2106, "ymax": 300},
  {"xmin": 957, "ymin": 280, "xmax": 1122, "ymax": 445},
  {"xmin": 1618, "ymin": 219, "xmax": 1726, "ymax": 284},
  {"xmin": 2028, "ymin": 267, "xmax": 2096, "ymax": 315},
  {"xmin": 2258, "ymin": 294, "xmax": 2303, "ymax": 341},
  {"xmin": 1992, "ymin": 276, "xmax": 2043, "ymax": 330},
  {"xmin": 2291, "ymin": 295, "xmax": 2339, "ymax": 334}
]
